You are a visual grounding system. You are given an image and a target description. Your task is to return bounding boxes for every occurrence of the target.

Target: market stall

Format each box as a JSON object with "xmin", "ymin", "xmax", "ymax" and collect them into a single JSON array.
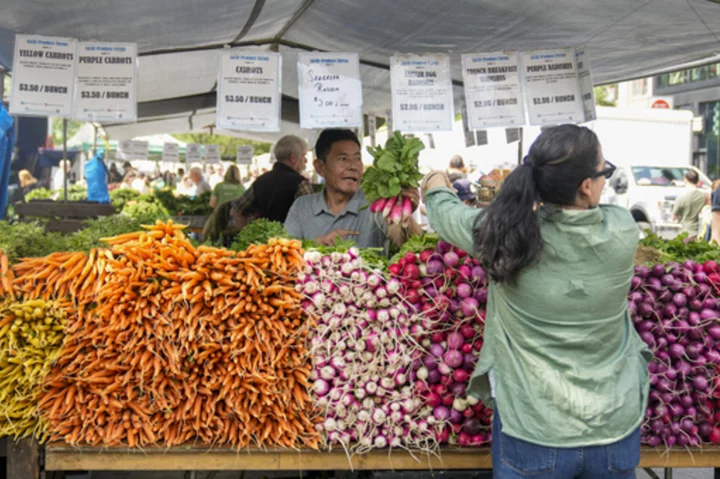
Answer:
[
  {"xmin": 5, "ymin": 2, "xmax": 720, "ymax": 477},
  {"xmin": 0, "ymin": 216, "xmax": 717, "ymax": 478},
  {"xmin": 0, "ymin": 131, "xmax": 717, "ymax": 479}
]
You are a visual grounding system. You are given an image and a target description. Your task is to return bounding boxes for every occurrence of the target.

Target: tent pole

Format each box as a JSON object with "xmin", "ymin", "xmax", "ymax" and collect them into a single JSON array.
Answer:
[
  {"xmin": 93, "ymin": 124, "xmax": 98, "ymax": 156},
  {"xmin": 518, "ymin": 128, "xmax": 524, "ymax": 165},
  {"xmin": 63, "ymin": 119, "xmax": 68, "ymax": 202}
]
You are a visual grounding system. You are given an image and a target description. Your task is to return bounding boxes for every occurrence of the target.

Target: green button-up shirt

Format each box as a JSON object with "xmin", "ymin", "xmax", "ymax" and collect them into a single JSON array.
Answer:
[{"xmin": 425, "ymin": 187, "xmax": 650, "ymax": 448}]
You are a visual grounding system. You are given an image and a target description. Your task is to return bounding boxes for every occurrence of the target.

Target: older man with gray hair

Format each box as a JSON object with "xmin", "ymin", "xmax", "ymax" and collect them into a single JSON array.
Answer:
[
  {"xmin": 189, "ymin": 166, "xmax": 212, "ymax": 195},
  {"xmin": 229, "ymin": 135, "xmax": 312, "ymax": 227}
]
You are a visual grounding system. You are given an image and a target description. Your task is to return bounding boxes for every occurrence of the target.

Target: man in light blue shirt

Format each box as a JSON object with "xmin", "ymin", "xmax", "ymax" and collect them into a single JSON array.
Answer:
[{"xmin": 285, "ymin": 129, "xmax": 421, "ymax": 248}]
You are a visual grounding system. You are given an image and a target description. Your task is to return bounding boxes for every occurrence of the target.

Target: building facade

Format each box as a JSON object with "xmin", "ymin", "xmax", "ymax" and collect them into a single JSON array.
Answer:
[{"xmin": 614, "ymin": 64, "xmax": 720, "ymax": 177}]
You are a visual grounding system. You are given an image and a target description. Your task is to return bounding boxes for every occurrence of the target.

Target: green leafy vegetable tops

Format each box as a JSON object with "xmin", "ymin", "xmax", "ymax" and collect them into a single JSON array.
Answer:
[
  {"xmin": 361, "ymin": 131, "xmax": 425, "ymax": 203},
  {"xmin": 25, "ymin": 188, "xmax": 54, "ymax": 201},
  {"xmin": 389, "ymin": 233, "xmax": 440, "ymax": 264},
  {"xmin": 231, "ymin": 219, "xmax": 291, "ymax": 251},
  {"xmin": 153, "ymin": 189, "xmax": 213, "ymax": 216},
  {"xmin": 109, "ymin": 188, "xmax": 142, "ymax": 211},
  {"xmin": 302, "ymin": 237, "xmax": 388, "ymax": 271},
  {"xmin": 639, "ymin": 232, "xmax": 720, "ymax": 264}
]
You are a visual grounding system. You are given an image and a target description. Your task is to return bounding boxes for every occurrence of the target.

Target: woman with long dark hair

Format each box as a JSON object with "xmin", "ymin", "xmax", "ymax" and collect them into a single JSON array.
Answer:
[{"xmin": 423, "ymin": 125, "xmax": 650, "ymax": 478}]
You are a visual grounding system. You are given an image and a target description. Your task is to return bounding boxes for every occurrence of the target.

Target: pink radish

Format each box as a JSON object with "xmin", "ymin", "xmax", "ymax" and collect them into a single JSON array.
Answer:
[
  {"xmin": 402, "ymin": 196, "xmax": 413, "ymax": 227},
  {"xmin": 389, "ymin": 201, "xmax": 403, "ymax": 224},
  {"xmin": 371, "ymin": 198, "xmax": 387, "ymax": 213},
  {"xmin": 383, "ymin": 196, "xmax": 398, "ymax": 219}
]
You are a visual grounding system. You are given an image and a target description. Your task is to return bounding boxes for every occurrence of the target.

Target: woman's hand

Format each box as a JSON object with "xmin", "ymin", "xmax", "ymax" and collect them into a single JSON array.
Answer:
[
  {"xmin": 421, "ymin": 170, "xmax": 453, "ymax": 202},
  {"xmin": 401, "ymin": 187, "xmax": 420, "ymax": 211}
]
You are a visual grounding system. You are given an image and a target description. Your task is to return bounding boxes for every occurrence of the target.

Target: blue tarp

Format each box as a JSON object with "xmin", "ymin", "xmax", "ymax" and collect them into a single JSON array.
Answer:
[
  {"xmin": 85, "ymin": 151, "xmax": 110, "ymax": 204},
  {"xmin": 0, "ymin": 104, "xmax": 15, "ymax": 219}
]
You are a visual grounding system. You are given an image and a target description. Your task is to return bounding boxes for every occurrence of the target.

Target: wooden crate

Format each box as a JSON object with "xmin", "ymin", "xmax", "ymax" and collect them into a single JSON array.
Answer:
[
  {"xmin": 14, "ymin": 201, "xmax": 116, "ymax": 233},
  {"xmin": 15, "ymin": 201, "xmax": 115, "ymax": 219}
]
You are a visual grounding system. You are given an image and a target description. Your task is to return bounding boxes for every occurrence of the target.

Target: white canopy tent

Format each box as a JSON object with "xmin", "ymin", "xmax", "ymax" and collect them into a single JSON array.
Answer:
[
  {"xmin": 67, "ymin": 124, "xmax": 186, "ymax": 149},
  {"xmin": 2, "ymin": 0, "xmax": 720, "ymax": 141}
]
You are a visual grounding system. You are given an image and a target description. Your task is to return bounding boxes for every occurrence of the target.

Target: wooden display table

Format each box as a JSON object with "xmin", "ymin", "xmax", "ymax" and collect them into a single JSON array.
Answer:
[
  {"xmin": 42, "ymin": 445, "xmax": 720, "ymax": 472},
  {"xmin": 15, "ymin": 201, "xmax": 116, "ymax": 233}
]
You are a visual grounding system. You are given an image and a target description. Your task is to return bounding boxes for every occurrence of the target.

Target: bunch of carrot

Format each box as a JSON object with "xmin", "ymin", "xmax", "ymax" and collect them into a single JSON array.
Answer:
[
  {"xmin": 0, "ymin": 250, "xmax": 14, "ymax": 299},
  {"xmin": 5, "ymin": 220, "xmax": 319, "ymax": 448},
  {"xmin": 12, "ymin": 250, "xmax": 92, "ymax": 304}
]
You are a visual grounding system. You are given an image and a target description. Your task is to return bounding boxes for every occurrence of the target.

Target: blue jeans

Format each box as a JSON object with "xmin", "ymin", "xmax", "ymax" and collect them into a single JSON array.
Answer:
[{"xmin": 492, "ymin": 412, "xmax": 640, "ymax": 478}]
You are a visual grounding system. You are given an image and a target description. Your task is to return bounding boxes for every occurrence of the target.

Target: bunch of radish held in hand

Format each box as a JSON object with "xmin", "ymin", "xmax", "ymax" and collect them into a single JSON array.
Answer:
[
  {"xmin": 362, "ymin": 131, "xmax": 425, "ymax": 227},
  {"xmin": 388, "ymin": 239, "xmax": 492, "ymax": 447},
  {"xmin": 299, "ymin": 248, "xmax": 440, "ymax": 455},
  {"xmin": 631, "ymin": 259, "xmax": 720, "ymax": 448}
]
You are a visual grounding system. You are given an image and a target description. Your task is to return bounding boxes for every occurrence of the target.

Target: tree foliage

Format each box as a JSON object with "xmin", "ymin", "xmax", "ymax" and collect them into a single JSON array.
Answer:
[
  {"xmin": 594, "ymin": 85, "xmax": 617, "ymax": 107},
  {"xmin": 52, "ymin": 119, "xmax": 86, "ymax": 146}
]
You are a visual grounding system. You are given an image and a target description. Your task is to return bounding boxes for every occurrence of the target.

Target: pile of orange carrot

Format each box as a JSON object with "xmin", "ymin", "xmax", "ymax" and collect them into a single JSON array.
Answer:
[
  {"xmin": 0, "ymin": 250, "xmax": 14, "ymax": 299},
  {"xmin": 4, "ymin": 220, "xmax": 319, "ymax": 448}
]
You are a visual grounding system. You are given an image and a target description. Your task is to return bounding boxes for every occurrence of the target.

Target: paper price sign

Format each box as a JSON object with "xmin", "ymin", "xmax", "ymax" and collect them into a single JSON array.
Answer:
[
  {"xmin": 236, "ymin": 145, "xmax": 254, "ymax": 165},
  {"xmin": 162, "ymin": 143, "xmax": 179, "ymax": 163},
  {"xmin": 462, "ymin": 52, "xmax": 524, "ymax": 129},
  {"xmin": 297, "ymin": 53, "xmax": 363, "ymax": 128},
  {"xmin": 10, "ymin": 35, "xmax": 77, "ymax": 117},
  {"xmin": 521, "ymin": 49, "xmax": 584, "ymax": 126},
  {"xmin": 116, "ymin": 140, "xmax": 146, "ymax": 160},
  {"xmin": 186, "ymin": 144, "xmax": 202, "ymax": 164},
  {"xmin": 73, "ymin": 42, "xmax": 137, "ymax": 122},
  {"xmin": 132, "ymin": 140, "xmax": 148, "ymax": 161},
  {"xmin": 217, "ymin": 51, "xmax": 281, "ymax": 131},
  {"xmin": 390, "ymin": 54, "xmax": 454, "ymax": 132},
  {"xmin": 205, "ymin": 144, "xmax": 221, "ymax": 164},
  {"xmin": 575, "ymin": 48, "xmax": 596, "ymax": 122},
  {"xmin": 117, "ymin": 139, "xmax": 133, "ymax": 160}
]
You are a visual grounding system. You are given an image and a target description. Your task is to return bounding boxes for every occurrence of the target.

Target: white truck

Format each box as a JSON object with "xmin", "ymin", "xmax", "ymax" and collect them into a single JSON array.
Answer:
[
  {"xmin": 525, "ymin": 107, "xmax": 706, "ymax": 237},
  {"xmin": 591, "ymin": 107, "xmax": 710, "ymax": 237},
  {"xmin": 604, "ymin": 164, "xmax": 711, "ymax": 236}
]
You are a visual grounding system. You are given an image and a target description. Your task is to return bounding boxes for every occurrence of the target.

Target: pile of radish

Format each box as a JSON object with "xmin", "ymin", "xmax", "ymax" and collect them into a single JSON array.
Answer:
[
  {"xmin": 299, "ymin": 248, "xmax": 439, "ymax": 454},
  {"xmin": 632, "ymin": 260, "xmax": 720, "ymax": 447},
  {"xmin": 389, "ymin": 240, "xmax": 493, "ymax": 447},
  {"xmin": 294, "ymin": 235, "xmax": 720, "ymax": 452}
]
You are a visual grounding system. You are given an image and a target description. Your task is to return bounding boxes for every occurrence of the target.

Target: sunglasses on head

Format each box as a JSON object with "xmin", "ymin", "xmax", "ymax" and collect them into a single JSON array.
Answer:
[{"xmin": 590, "ymin": 160, "xmax": 616, "ymax": 180}]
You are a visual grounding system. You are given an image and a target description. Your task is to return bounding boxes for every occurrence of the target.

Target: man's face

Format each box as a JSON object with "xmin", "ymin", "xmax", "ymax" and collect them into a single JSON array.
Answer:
[
  {"xmin": 298, "ymin": 148, "xmax": 308, "ymax": 172},
  {"xmin": 290, "ymin": 145, "xmax": 309, "ymax": 173},
  {"xmin": 190, "ymin": 170, "xmax": 202, "ymax": 184},
  {"xmin": 315, "ymin": 140, "xmax": 363, "ymax": 196}
]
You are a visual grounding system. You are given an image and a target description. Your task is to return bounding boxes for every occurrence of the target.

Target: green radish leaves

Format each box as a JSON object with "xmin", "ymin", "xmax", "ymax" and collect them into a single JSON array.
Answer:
[
  {"xmin": 377, "ymin": 152, "xmax": 399, "ymax": 172},
  {"xmin": 361, "ymin": 131, "xmax": 425, "ymax": 204}
]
